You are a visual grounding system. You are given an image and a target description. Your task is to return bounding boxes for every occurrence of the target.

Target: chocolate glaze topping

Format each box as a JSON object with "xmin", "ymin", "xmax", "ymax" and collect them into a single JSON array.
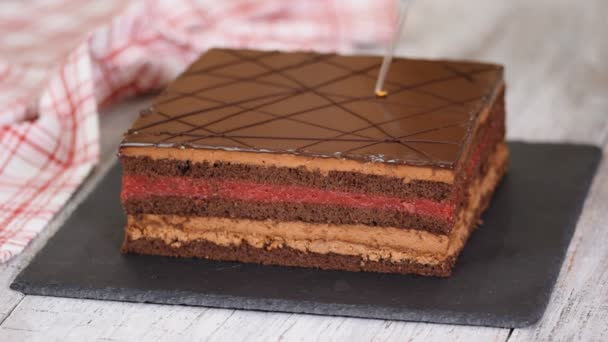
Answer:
[{"xmin": 121, "ymin": 49, "xmax": 503, "ymax": 168}]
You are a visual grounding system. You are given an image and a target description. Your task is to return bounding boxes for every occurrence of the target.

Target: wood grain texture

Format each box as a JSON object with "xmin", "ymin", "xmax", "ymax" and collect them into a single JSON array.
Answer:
[
  {"xmin": 398, "ymin": 0, "xmax": 608, "ymax": 145},
  {"xmin": 1, "ymin": 0, "xmax": 608, "ymax": 341},
  {"xmin": 509, "ymin": 153, "xmax": 608, "ymax": 341},
  {"xmin": 0, "ymin": 298, "xmax": 509, "ymax": 342}
]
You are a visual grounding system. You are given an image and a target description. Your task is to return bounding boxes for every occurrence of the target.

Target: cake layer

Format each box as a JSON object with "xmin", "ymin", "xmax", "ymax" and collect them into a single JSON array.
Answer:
[
  {"xmin": 123, "ymin": 143, "xmax": 508, "ymax": 276},
  {"xmin": 123, "ymin": 197, "xmax": 453, "ymax": 234},
  {"xmin": 121, "ymin": 146, "xmax": 456, "ymax": 185},
  {"xmin": 125, "ymin": 215, "xmax": 450, "ymax": 261},
  {"xmin": 123, "ymin": 238, "xmax": 457, "ymax": 277},
  {"xmin": 122, "ymin": 175, "xmax": 454, "ymax": 220},
  {"xmin": 122, "ymin": 155, "xmax": 453, "ymax": 201},
  {"xmin": 123, "ymin": 238, "xmax": 456, "ymax": 277}
]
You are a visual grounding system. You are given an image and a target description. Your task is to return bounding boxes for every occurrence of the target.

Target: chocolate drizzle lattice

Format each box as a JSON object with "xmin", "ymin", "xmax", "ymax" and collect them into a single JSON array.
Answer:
[{"xmin": 122, "ymin": 49, "xmax": 503, "ymax": 168}]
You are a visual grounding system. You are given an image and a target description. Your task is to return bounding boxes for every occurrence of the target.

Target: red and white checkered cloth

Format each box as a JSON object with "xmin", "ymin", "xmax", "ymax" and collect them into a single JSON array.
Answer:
[{"xmin": 0, "ymin": 0, "xmax": 395, "ymax": 262}]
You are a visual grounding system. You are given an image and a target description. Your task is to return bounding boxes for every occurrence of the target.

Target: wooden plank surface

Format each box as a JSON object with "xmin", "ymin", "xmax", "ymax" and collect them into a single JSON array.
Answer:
[
  {"xmin": 0, "ymin": 298, "xmax": 510, "ymax": 342},
  {"xmin": 1, "ymin": 0, "xmax": 607, "ymax": 340},
  {"xmin": 509, "ymin": 153, "xmax": 608, "ymax": 342}
]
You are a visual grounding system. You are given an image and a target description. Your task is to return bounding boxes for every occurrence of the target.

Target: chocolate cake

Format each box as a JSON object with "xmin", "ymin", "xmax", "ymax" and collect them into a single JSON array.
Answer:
[{"xmin": 119, "ymin": 48, "xmax": 508, "ymax": 277}]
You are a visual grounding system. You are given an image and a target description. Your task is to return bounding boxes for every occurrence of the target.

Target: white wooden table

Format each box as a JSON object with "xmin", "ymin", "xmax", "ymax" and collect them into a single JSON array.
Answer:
[{"xmin": 1, "ymin": 1, "xmax": 607, "ymax": 340}]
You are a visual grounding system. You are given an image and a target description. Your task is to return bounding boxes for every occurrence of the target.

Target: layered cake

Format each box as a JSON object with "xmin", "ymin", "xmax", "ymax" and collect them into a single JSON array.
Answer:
[{"xmin": 119, "ymin": 48, "xmax": 507, "ymax": 276}]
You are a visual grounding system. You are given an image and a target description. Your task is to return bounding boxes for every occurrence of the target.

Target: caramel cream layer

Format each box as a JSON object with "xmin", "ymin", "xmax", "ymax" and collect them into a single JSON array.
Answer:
[
  {"xmin": 126, "ymin": 143, "xmax": 508, "ymax": 265},
  {"xmin": 120, "ymin": 147, "xmax": 455, "ymax": 184},
  {"xmin": 126, "ymin": 216, "xmax": 448, "ymax": 264}
]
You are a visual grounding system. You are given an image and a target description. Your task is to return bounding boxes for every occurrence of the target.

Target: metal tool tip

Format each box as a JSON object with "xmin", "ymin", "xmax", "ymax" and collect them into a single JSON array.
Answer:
[{"xmin": 375, "ymin": 90, "xmax": 388, "ymax": 97}]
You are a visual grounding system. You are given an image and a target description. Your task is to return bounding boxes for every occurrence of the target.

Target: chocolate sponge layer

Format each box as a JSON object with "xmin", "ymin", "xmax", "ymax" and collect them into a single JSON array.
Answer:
[
  {"xmin": 123, "ymin": 197, "xmax": 453, "ymax": 234},
  {"xmin": 122, "ymin": 237, "xmax": 456, "ymax": 277}
]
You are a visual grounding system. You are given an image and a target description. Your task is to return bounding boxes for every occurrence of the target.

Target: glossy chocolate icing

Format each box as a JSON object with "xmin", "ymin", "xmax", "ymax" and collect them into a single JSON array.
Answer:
[{"xmin": 121, "ymin": 49, "xmax": 503, "ymax": 168}]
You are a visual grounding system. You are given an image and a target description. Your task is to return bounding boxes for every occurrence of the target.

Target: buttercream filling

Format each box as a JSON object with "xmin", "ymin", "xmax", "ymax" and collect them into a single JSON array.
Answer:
[{"xmin": 126, "ymin": 143, "xmax": 508, "ymax": 265}]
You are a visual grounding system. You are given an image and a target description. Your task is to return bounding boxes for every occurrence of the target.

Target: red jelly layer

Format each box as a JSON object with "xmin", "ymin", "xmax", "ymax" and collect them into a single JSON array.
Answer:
[{"xmin": 122, "ymin": 175, "xmax": 456, "ymax": 221}]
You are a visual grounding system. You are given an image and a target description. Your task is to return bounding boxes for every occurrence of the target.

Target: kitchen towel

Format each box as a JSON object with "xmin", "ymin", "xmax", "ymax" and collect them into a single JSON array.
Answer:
[{"xmin": 0, "ymin": 0, "xmax": 395, "ymax": 262}]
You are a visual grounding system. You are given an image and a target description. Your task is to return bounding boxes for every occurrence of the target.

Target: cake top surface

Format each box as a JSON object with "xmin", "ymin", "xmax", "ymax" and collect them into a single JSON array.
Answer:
[{"xmin": 122, "ymin": 49, "xmax": 503, "ymax": 168}]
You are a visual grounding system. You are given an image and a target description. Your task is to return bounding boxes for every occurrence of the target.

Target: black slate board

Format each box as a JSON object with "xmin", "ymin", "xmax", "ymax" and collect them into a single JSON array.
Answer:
[{"xmin": 11, "ymin": 142, "xmax": 601, "ymax": 328}]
